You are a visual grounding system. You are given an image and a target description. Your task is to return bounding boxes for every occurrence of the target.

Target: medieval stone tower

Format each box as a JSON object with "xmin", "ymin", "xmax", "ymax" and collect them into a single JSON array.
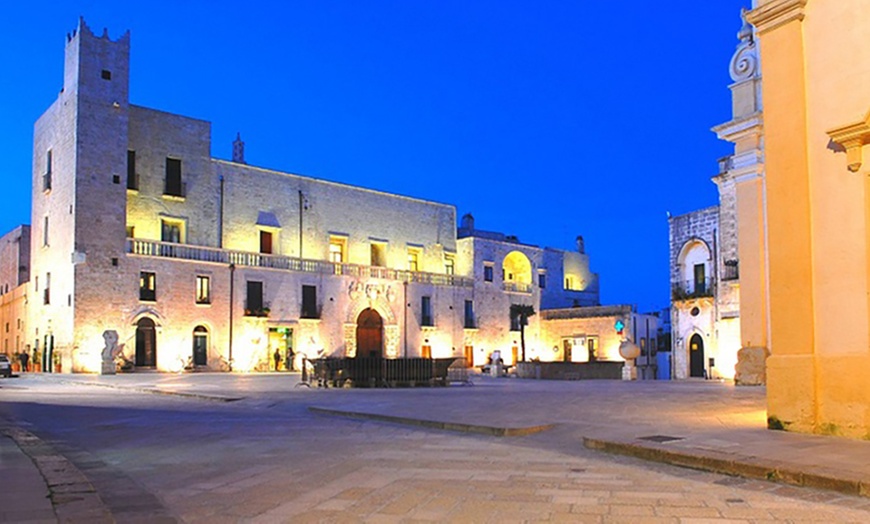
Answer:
[{"xmin": 30, "ymin": 18, "xmax": 131, "ymax": 371}]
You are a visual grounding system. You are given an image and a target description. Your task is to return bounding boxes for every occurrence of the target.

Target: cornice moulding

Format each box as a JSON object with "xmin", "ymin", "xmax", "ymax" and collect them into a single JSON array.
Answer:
[
  {"xmin": 746, "ymin": 0, "xmax": 807, "ymax": 35},
  {"xmin": 713, "ymin": 114, "xmax": 763, "ymax": 142},
  {"xmin": 827, "ymin": 111, "xmax": 870, "ymax": 173}
]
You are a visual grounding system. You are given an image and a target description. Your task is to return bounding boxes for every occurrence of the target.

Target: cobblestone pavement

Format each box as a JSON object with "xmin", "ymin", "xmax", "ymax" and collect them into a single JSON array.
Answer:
[{"xmin": 1, "ymin": 373, "xmax": 869, "ymax": 522}]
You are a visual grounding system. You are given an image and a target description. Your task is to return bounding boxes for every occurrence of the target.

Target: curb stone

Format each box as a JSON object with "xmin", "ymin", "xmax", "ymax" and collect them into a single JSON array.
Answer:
[
  {"xmin": 308, "ymin": 406, "xmax": 555, "ymax": 437},
  {"xmin": 582, "ymin": 436, "xmax": 870, "ymax": 499}
]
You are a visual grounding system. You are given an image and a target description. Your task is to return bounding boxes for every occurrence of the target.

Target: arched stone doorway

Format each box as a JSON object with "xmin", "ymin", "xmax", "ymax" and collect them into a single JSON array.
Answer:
[
  {"xmin": 135, "ymin": 318, "xmax": 157, "ymax": 367},
  {"xmin": 193, "ymin": 325, "xmax": 208, "ymax": 366},
  {"xmin": 689, "ymin": 333, "xmax": 705, "ymax": 378},
  {"xmin": 357, "ymin": 308, "xmax": 383, "ymax": 358}
]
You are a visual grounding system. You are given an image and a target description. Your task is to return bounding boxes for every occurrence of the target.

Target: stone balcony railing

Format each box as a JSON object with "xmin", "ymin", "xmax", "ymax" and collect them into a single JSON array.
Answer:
[
  {"xmin": 503, "ymin": 281, "xmax": 533, "ymax": 294},
  {"xmin": 126, "ymin": 238, "xmax": 474, "ymax": 287}
]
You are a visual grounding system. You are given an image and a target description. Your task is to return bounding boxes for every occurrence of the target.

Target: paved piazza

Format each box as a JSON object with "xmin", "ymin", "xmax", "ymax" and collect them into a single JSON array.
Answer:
[{"xmin": 2, "ymin": 374, "xmax": 869, "ymax": 523}]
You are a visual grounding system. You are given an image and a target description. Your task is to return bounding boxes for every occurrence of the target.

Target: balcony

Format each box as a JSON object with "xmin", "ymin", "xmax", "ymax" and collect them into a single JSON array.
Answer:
[
  {"xmin": 672, "ymin": 278, "xmax": 715, "ymax": 301},
  {"xmin": 722, "ymin": 259, "xmax": 739, "ymax": 281},
  {"xmin": 127, "ymin": 239, "xmax": 474, "ymax": 288},
  {"xmin": 503, "ymin": 281, "xmax": 533, "ymax": 294}
]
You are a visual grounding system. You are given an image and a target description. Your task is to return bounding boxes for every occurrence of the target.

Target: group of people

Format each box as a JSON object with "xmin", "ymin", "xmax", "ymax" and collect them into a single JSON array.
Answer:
[{"xmin": 272, "ymin": 348, "xmax": 296, "ymax": 371}]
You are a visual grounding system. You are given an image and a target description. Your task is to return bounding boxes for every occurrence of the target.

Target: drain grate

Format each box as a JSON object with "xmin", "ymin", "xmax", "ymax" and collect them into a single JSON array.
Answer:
[{"xmin": 637, "ymin": 435, "xmax": 684, "ymax": 443}]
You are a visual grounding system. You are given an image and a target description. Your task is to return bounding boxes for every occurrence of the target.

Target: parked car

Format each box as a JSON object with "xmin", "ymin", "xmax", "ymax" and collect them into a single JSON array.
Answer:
[{"xmin": 0, "ymin": 354, "xmax": 11, "ymax": 378}]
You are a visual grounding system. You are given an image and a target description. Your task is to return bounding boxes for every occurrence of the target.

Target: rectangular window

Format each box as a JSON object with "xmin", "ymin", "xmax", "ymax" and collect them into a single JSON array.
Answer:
[
  {"xmin": 371, "ymin": 242, "xmax": 386, "ymax": 267},
  {"xmin": 510, "ymin": 310, "xmax": 521, "ymax": 332},
  {"xmin": 484, "ymin": 265, "xmax": 494, "ymax": 282},
  {"xmin": 139, "ymin": 272, "xmax": 156, "ymax": 301},
  {"xmin": 43, "ymin": 150, "xmax": 52, "ymax": 191},
  {"xmin": 444, "ymin": 256, "xmax": 455, "ymax": 275},
  {"xmin": 43, "ymin": 273, "xmax": 50, "ymax": 305},
  {"xmin": 195, "ymin": 275, "xmax": 210, "ymax": 304},
  {"xmin": 245, "ymin": 281, "xmax": 263, "ymax": 315},
  {"xmin": 161, "ymin": 219, "xmax": 182, "ymax": 243},
  {"xmin": 464, "ymin": 300, "xmax": 475, "ymax": 329},
  {"xmin": 408, "ymin": 249, "xmax": 420, "ymax": 272},
  {"xmin": 259, "ymin": 230, "xmax": 273, "ymax": 254},
  {"xmin": 538, "ymin": 273, "xmax": 546, "ymax": 288},
  {"xmin": 301, "ymin": 285, "xmax": 318, "ymax": 319},
  {"xmin": 127, "ymin": 150, "xmax": 138, "ymax": 190},
  {"xmin": 421, "ymin": 296, "xmax": 433, "ymax": 326},
  {"xmin": 328, "ymin": 237, "xmax": 345, "ymax": 263},
  {"xmin": 164, "ymin": 158, "xmax": 183, "ymax": 197},
  {"xmin": 126, "ymin": 226, "xmax": 135, "ymax": 238},
  {"xmin": 43, "ymin": 216, "xmax": 49, "ymax": 247}
]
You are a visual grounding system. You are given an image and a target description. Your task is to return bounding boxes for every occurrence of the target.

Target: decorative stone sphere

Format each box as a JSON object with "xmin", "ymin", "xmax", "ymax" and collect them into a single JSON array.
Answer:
[{"xmin": 618, "ymin": 340, "xmax": 640, "ymax": 360}]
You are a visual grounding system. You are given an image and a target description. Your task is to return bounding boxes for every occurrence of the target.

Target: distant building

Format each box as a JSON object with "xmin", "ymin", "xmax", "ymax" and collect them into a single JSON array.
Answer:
[{"xmin": 0, "ymin": 225, "xmax": 30, "ymax": 364}]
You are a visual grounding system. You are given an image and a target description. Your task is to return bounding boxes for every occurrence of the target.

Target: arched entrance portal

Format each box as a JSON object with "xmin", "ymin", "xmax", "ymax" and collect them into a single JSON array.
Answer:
[
  {"xmin": 689, "ymin": 333, "xmax": 705, "ymax": 378},
  {"xmin": 135, "ymin": 318, "xmax": 157, "ymax": 367},
  {"xmin": 357, "ymin": 308, "xmax": 383, "ymax": 358}
]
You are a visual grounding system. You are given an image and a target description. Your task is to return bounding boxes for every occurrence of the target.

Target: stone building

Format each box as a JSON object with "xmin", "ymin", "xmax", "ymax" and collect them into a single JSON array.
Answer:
[
  {"xmin": 668, "ymin": 9, "xmax": 759, "ymax": 382},
  {"xmin": 21, "ymin": 19, "xmax": 618, "ymax": 374},
  {"xmin": 0, "ymin": 225, "xmax": 30, "ymax": 365}
]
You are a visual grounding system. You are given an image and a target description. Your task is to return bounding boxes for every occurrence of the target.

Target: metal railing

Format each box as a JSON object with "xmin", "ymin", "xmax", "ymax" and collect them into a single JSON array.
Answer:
[
  {"xmin": 722, "ymin": 260, "xmax": 739, "ymax": 281},
  {"xmin": 672, "ymin": 278, "xmax": 715, "ymax": 301},
  {"xmin": 127, "ymin": 239, "xmax": 474, "ymax": 287},
  {"xmin": 298, "ymin": 357, "xmax": 459, "ymax": 388}
]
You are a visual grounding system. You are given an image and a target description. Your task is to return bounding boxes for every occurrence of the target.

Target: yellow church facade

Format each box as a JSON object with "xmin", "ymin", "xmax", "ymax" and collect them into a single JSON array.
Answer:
[{"xmin": 742, "ymin": 0, "xmax": 870, "ymax": 438}]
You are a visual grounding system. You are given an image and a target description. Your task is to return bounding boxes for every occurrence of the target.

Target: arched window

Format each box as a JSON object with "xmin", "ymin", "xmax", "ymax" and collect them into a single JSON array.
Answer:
[{"xmin": 503, "ymin": 251, "xmax": 532, "ymax": 284}]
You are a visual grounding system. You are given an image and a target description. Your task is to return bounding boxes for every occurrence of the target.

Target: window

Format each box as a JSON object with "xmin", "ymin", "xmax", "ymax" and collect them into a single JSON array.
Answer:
[
  {"xmin": 484, "ymin": 265, "xmax": 494, "ymax": 282},
  {"xmin": 43, "ymin": 273, "xmax": 50, "ymax": 305},
  {"xmin": 127, "ymin": 150, "xmax": 138, "ymax": 190},
  {"xmin": 301, "ymin": 285, "xmax": 318, "ymax": 318},
  {"xmin": 101, "ymin": 69, "xmax": 112, "ymax": 80},
  {"xmin": 161, "ymin": 219, "xmax": 182, "ymax": 243},
  {"xmin": 139, "ymin": 272, "xmax": 156, "ymax": 301},
  {"xmin": 43, "ymin": 150, "xmax": 52, "ymax": 191},
  {"xmin": 328, "ymin": 236, "xmax": 346, "ymax": 263},
  {"xmin": 407, "ymin": 249, "xmax": 420, "ymax": 272},
  {"xmin": 464, "ymin": 300, "xmax": 475, "ymax": 329},
  {"xmin": 245, "ymin": 281, "xmax": 264, "ymax": 315},
  {"xmin": 640, "ymin": 338, "xmax": 647, "ymax": 356},
  {"xmin": 371, "ymin": 242, "xmax": 386, "ymax": 267},
  {"xmin": 538, "ymin": 273, "xmax": 546, "ymax": 289},
  {"xmin": 444, "ymin": 255, "xmax": 455, "ymax": 275},
  {"xmin": 126, "ymin": 226, "xmax": 135, "ymax": 238},
  {"xmin": 694, "ymin": 263, "xmax": 706, "ymax": 294},
  {"xmin": 259, "ymin": 230, "xmax": 273, "ymax": 254},
  {"xmin": 43, "ymin": 216, "xmax": 49, "ymax": 247},
  {"xmin": 510, "ymin": 310, "xmax": 521, "ymax": 331},
  {"xmin": 164, "ymin": 158, "xmax": 183, "ymax": 197},
  {"xmin": 196, "ymin": 276, "xmax": 210, "ymax": 304},
  {"xmin": 421, "ymin": 296, "xmax": 433, "ymax": 326}
]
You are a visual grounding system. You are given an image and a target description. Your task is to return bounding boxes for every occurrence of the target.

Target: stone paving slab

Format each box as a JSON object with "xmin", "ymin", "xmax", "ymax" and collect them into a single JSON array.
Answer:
[{"xmin": 14, "ymin": 371, "xmax": 870, "ymax": 514}]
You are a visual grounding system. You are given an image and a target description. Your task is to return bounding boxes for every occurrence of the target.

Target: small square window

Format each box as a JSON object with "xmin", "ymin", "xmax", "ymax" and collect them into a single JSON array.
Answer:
[
  {"xmin": 101, "ymin": 69, "xmax": 112, "ymax": 80},
  {"xmin": 112, "ymin": 174, "xmax": 120, "ymax": 184},
  {"xmin": 111, "ymin": 257, "xmax": 118, "ymax": 267},
  {"xmin": 484, "ymin": 265, "xmax": 494, "ymax": 282}
]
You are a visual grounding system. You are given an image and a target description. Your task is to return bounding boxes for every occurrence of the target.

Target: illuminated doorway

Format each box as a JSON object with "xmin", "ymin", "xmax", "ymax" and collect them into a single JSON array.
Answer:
[
  {"xmin": 192, "ymin": 326, "xmax": 208, "ymax": 366},
  {"xmin": 135, "ymin": 318, "xmax": 157, "ymax": 367},
  {"xmin": 689, "ymin": 333, "xmax": 705, "ymax": 378},
  {"xmin": 268, "ymin": 327, "xmax": 295, "ymax": 370},
  {"xmin": 357, "ymin": 308, "xmax": 383, "ymax": 358}
]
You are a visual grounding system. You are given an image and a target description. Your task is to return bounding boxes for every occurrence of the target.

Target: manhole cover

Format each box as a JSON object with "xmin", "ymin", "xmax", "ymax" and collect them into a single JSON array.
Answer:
[{"xmin": 637, "ymin": 435, "xmax": 684, "ymax": 443}]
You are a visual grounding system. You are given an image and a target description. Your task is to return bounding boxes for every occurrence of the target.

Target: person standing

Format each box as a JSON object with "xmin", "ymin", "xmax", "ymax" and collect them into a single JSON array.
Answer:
[
  {"xmin": 20, "ymin": 351, "xmax": 29, "ymax": 373},
  {"xmin": 273, "ymin": 348, "xmax": 282, "ymax": 371}
]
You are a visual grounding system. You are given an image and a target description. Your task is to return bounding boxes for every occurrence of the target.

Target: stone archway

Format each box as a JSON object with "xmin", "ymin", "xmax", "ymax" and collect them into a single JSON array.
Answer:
[
  {"xmin": 135, "ymin": 317, "xmax": 157, "ymax": 367},
  {"xmin": 344, "ymin": 281, "xmax": 400, "ymax": 358}
]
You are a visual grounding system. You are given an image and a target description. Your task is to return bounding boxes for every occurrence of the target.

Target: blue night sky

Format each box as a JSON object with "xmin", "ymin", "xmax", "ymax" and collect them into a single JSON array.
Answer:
[{"xmin": 0, "ymin": 1, "xmax": 748, "ymax": 312}]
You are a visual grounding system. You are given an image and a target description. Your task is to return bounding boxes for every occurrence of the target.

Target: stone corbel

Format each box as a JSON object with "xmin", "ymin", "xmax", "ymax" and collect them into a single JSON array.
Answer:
[
  {"xmin": 746, "ymin": 0, "xmax": 807, "ymax": 35},
  {"xmin": 827, "ymin": 111, "xmax": 870, "ymax": 173}
]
